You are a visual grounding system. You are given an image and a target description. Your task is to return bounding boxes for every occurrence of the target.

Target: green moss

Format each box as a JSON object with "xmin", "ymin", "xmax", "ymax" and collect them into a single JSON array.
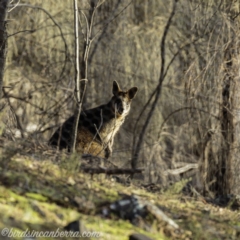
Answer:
[
  {"xmin": 165, "ymin": 179, "xmax": 190, "ymax": 195},
  {"xmin": 25, "ymin": 193, "xmax": 48, "ymax": 202},
  {"xmin": 0, "ymin": 153, "xmax": 239, "ymax": 240}
]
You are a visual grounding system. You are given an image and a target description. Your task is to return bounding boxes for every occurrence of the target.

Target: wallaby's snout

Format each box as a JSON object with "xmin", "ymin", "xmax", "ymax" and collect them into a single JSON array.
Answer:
[{"xmin": 115, "ymin": 99, "xmax": 124, "ymax": 115}]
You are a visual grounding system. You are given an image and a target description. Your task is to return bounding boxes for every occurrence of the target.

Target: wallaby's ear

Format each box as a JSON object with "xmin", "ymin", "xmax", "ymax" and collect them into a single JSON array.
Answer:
[
  {"xmin": 128, "ymin": 87, "xmax": 138, "ymax": 100},
  {"xmin": 112, "ymin": 81, "xmax": 121, "ymax": 96}
]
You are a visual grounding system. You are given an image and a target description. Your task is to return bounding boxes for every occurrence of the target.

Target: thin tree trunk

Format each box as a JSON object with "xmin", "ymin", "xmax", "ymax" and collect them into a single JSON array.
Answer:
[
  {"xmin": 71, "ymin": 0, "xmax": 81, "ymax": 152},
  {"xmin": 0, "ymin": 0, "xmax": 9, "ymax": 100},
  {"xmin": 71, "ymin": 0, "xmax": 104, "ymax": 152},
  {"xmin": 218, "ymin": 44, "xmax": 233, "ymax": 195}
]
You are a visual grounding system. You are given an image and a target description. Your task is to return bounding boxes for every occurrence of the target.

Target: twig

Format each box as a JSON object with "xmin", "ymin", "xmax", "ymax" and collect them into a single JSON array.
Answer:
[
  {"xmin": 8, "ymin": 0, "xmax": 20, "ymax": 12},
  {"xmin": 8, "ymin": 3, "xmax": 69, "ymax": 79},
  {"xmin": 91, "ymin": 0, "xmax": 132, "ymax": 41},
  {"xmin": 86, "ymin": 109, "xmax": 104, "ymax": 155},
  {"xmin": 158, "ymin": 107, "xmax": 220, "ymax": 139},
  {"xmin": 89, "ymin": 0, "xmax": 123, "ymax": 63}
]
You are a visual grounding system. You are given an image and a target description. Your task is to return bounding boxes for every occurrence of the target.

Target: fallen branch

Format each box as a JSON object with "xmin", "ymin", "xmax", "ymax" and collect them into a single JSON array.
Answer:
[
  {"xmin": 80, "ymin": 167, "xmax": 144, "ymax": 175},
  {"xmin": 166, "ymin": 163, "xmax": 198, "ymax": 175},
  {"xmin": 146, "ymin": 203, "xmax": 179, "ymax": 229}
]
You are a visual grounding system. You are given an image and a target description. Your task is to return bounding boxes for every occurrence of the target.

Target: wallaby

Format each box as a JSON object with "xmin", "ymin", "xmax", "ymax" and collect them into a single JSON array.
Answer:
[{"xmin": 49, "ymin": 81, "xmax": 138, "ymax": 159}]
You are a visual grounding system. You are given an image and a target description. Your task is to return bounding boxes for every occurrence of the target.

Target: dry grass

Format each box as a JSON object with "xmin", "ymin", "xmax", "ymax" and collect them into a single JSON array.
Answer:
[{"xmin": 0, "ymin": 139, "xmax": 239, "ymax": 239}]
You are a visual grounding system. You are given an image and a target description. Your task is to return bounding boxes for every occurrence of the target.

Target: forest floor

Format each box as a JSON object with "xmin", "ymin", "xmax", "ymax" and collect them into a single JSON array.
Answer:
[{"xmin": 0, "ymin": 138, "xmax": 239, "ymax": 240}]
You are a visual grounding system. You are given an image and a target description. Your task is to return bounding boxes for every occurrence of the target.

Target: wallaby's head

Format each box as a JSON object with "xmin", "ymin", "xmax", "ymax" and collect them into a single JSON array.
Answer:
[{"xmin": 111, "ymin": 80, "xmax": 138, "ymax": 117}]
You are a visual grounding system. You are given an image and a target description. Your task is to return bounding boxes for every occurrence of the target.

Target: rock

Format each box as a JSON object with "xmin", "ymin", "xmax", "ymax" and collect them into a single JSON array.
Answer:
[
  {"xmin": 64, "ymin": 220, "xmax": 90, "ymax": 239},
  {"xmin": 129, "ymin": 233, "xmax": 154, "ymax": 240}
]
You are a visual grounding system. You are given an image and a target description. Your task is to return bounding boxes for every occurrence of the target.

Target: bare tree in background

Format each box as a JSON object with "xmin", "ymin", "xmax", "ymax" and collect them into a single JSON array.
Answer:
[
  {"xmin": 182, "ymin": 1, "xmax": 240, "ymax": 196},
  {"xmin": 216, "ymin": 4, "xmax": 240, "ymax": 195},
  {"xmin": 132, "ymin": 0, "xmax": 178, "ymax": 170},
  {"xmin": 0, "ymin": 0, "xmax": 9, "ymax": 100}
]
